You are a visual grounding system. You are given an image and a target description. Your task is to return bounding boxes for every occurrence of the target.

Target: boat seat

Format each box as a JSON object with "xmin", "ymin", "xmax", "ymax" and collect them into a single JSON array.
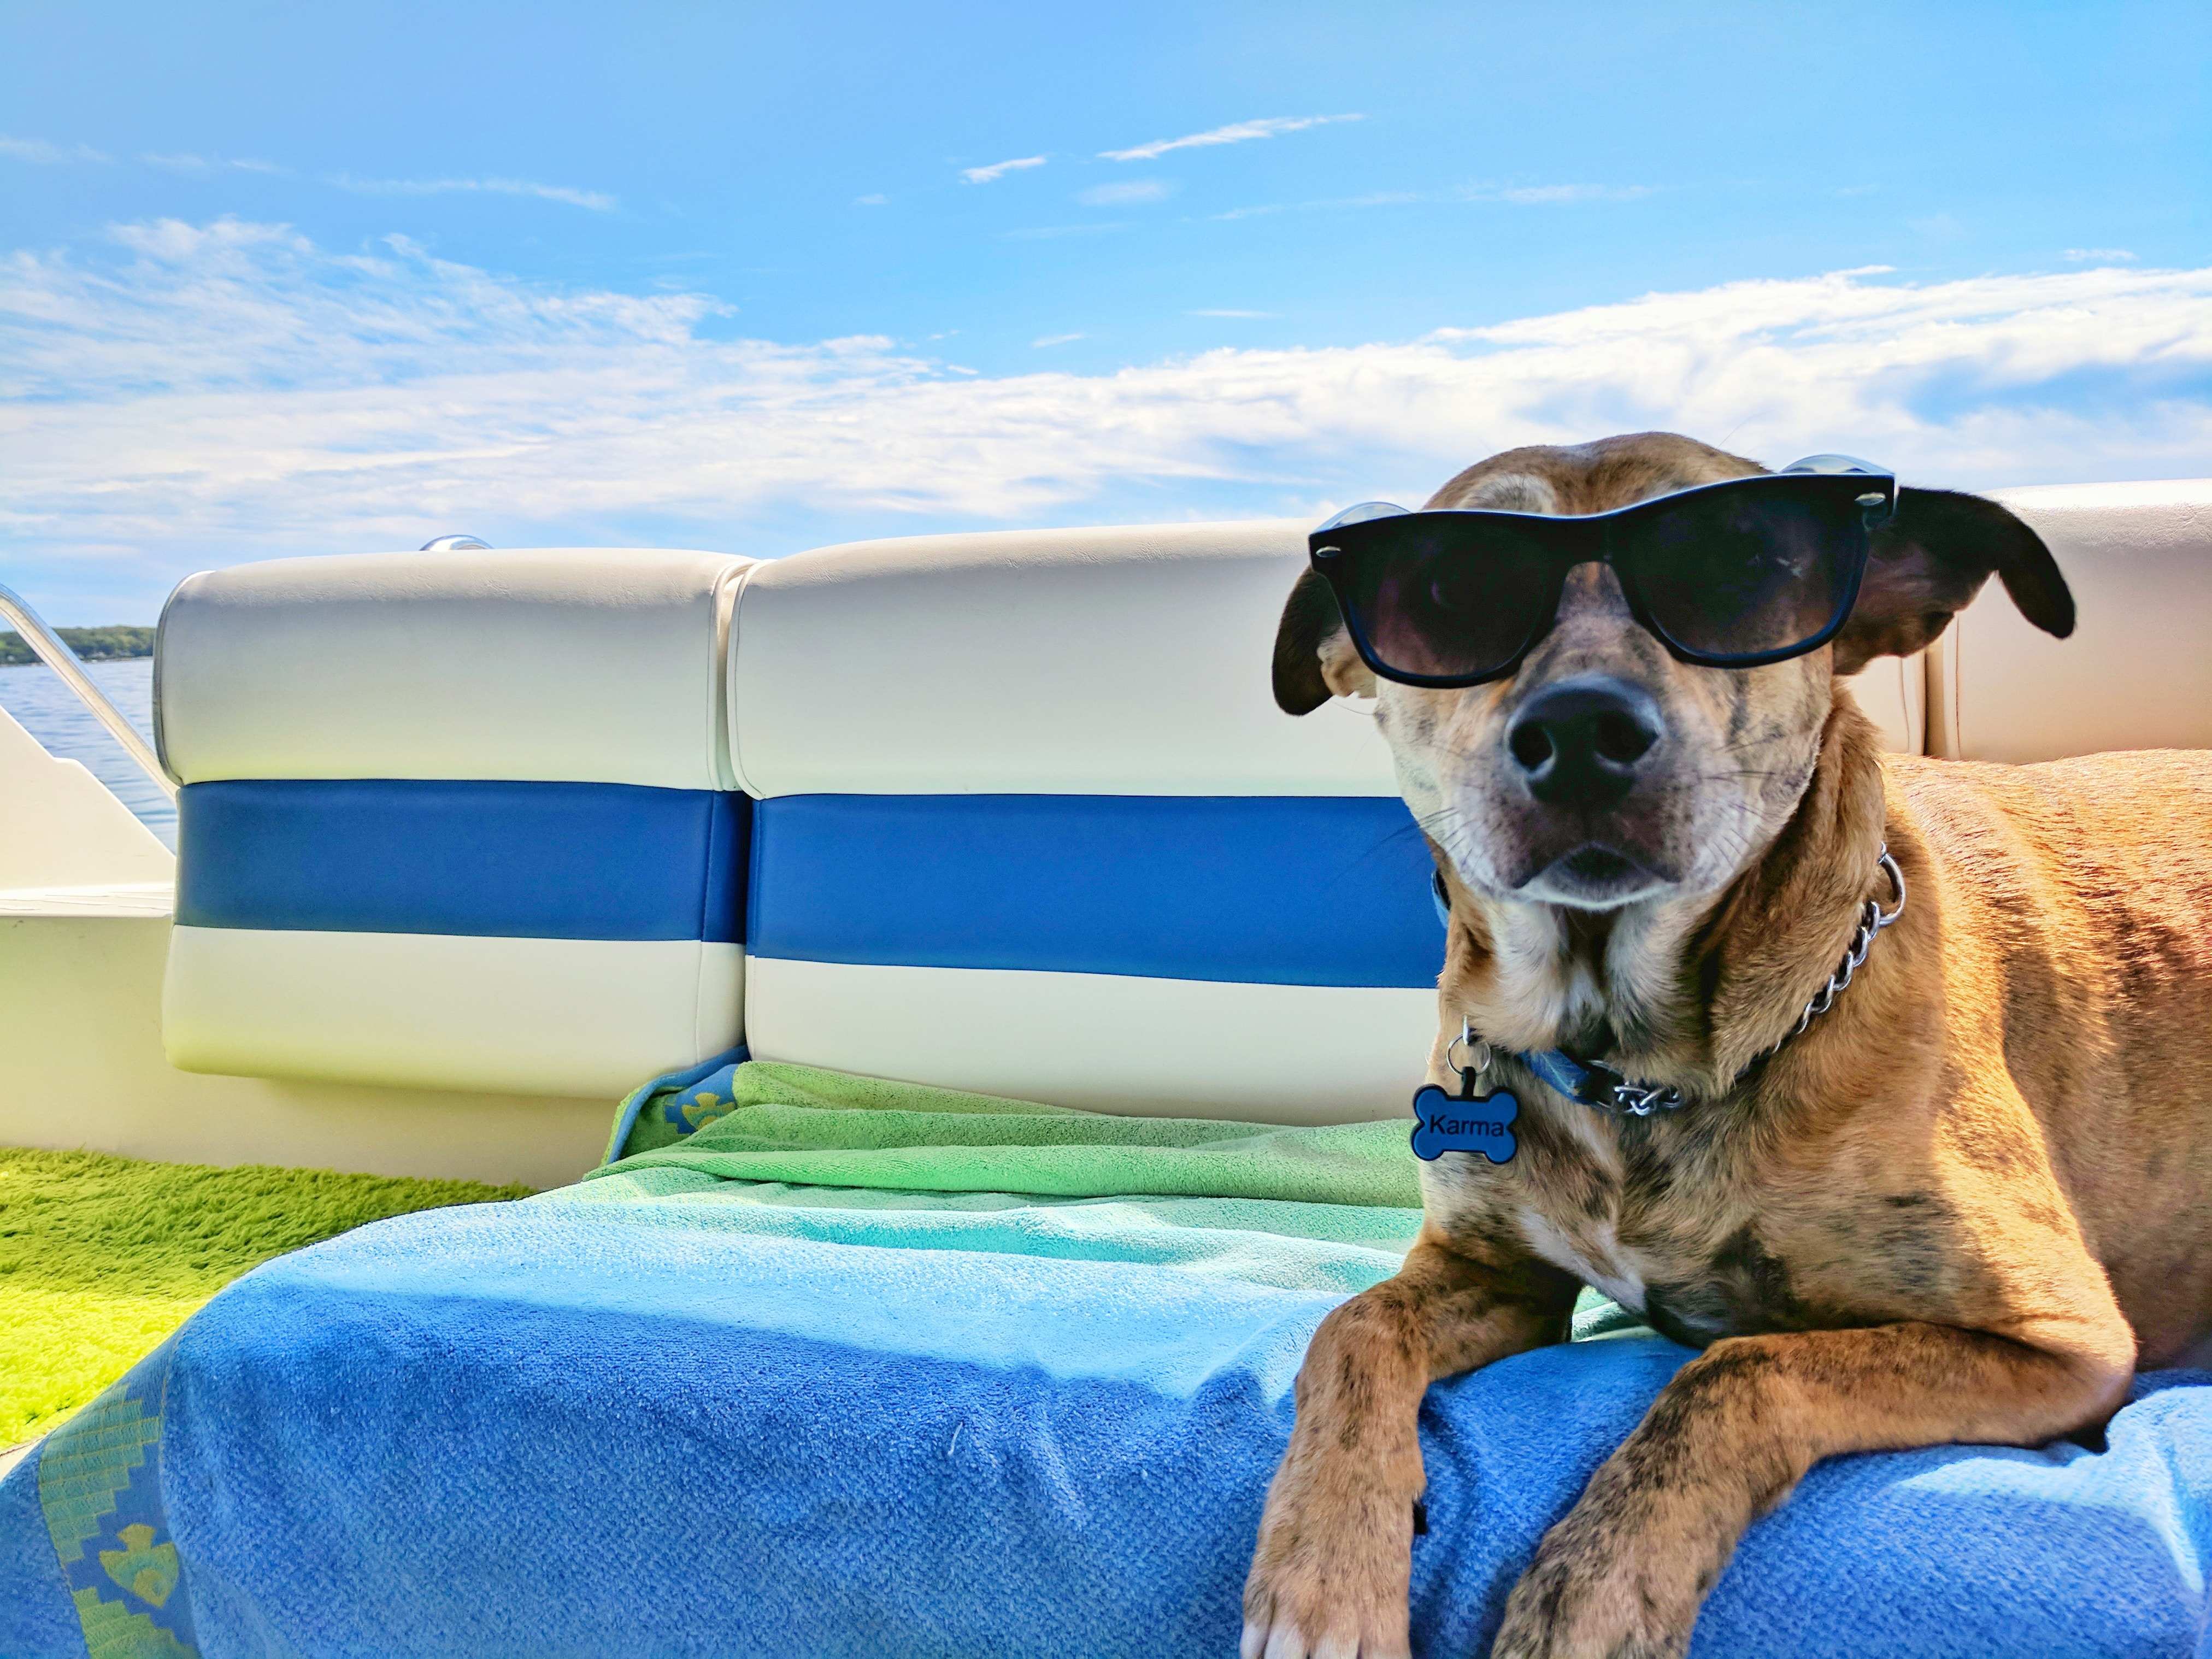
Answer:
[
  {"xmin": 726, "ymin": 519, "xmax": 1922, "ymax": 1126},
  {"xmin": 1937, "ymin": 481, "xmax": 2212, "ymax": 761},
  {"xmin": 149, "ymin": 521, "xmax": 1928, "ymax": 1117},
  {"xmin": 155, "ymin": 548, "xmax": 752, "ymax": 1097}
]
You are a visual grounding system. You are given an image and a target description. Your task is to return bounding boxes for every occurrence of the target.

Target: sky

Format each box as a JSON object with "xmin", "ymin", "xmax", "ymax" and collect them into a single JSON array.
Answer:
[{"xmin": 2, "ymin": 0, "xmax": 2208, "ymax": 622}]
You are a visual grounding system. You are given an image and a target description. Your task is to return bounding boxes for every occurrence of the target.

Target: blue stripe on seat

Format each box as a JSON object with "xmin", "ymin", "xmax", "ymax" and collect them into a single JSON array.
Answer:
[
  {"xmin": 747, "ymin": 794, "xmax": 1445, "ymax": 989},
  {"xmin": 177, "ymin": 780, "xmax": 747, "ymax": 942}
]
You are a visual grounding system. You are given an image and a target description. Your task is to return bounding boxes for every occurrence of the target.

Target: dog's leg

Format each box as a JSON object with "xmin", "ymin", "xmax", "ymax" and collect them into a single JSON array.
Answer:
[
  {"xmin": 1490, "ymin": 1314, "xmax": 2135, "ymax": 1659},
  {"xmin": 1243, "ymin": 1236, "xmax": 1578, "ymax": 1659}
]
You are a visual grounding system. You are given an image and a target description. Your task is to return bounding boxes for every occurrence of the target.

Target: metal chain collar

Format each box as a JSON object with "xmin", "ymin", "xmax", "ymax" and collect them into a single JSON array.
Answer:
[{"xmin": 1459, "ymin": 845, "xmax": 1908, "ymax": 1117}]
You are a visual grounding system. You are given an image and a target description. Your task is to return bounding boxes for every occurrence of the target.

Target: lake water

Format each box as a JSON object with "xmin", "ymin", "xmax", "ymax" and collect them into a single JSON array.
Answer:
[{"xmin": 0, "ymin": 657, "xmax": 177, "ymax": 849}]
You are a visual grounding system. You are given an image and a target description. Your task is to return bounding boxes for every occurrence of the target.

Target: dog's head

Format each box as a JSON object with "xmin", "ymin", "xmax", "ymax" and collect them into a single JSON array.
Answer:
[{"xmin": 1274, "ymin": 432, "xmax": 2073, "ymax": 910}]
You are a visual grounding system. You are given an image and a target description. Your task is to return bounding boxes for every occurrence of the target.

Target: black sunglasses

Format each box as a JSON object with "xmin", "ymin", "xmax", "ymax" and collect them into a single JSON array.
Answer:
[{"xmin": 1308, "ymin": 456, "xmax": 1898, "ymax": 689}]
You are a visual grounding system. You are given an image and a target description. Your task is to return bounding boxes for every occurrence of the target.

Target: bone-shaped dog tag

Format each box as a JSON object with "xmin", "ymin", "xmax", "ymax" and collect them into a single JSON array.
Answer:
[{"xmin": 1409, "ymin": 1083, "xmax": 1519, "ymax": 1164}]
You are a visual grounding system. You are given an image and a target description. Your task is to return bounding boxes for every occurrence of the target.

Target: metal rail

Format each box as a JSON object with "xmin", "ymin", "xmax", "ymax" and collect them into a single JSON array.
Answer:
[{"xmin": 0, "ymin": 580, "xmax": 177, "ymax": 801}]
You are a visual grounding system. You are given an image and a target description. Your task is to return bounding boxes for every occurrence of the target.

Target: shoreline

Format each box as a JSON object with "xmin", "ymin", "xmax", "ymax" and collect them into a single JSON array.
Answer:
[{"xmin": 0, "ymin": 630, "xmax": 155, "ymax": 668}]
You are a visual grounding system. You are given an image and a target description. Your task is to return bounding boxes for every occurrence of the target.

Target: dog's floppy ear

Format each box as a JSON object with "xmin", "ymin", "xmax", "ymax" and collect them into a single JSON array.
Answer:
[
  {"xmin": 1830, "ymin": 487, "xmax": 2074, "ymax": 676},
  {"xmin": 1273, "ymin": 568, "xmax": 1378, "ymax": 714}
]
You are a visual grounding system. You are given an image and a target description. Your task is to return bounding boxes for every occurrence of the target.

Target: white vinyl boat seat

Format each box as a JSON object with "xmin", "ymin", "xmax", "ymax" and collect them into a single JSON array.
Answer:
[
  {"xmin": 149, "ymin": 484, "xmax": 2210, "ymax": 1117},
  {"xmin": 155, "ymin": 548, "xmax": 752, "ymax": 1098}
]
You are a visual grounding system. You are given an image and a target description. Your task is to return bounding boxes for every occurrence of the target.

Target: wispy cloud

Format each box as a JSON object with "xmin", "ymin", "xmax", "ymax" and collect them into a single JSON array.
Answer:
[
  {"xmin": 999, "ymin": 222, "xmax": 1127, "ymax": 241},
  {"xmin": 1100, "ymin": 114, "xmax": 1362, "ymax": 163},
  {"xmin": 1211, "ymin": 190, "xmax": 1420, "ymax": 222},
  {"xmin": 2066, "ymin": 247, "xmax": 2138, "ymax": 263},
  {"xmin": 1190, "ymin": 309, "xmax": 1275, "ymax": 319},
  {"xmin": 1909, "ymin": 212, "xmax": 1967, "ymax": 240},
  {"xmin": 960, "ymin": 155, "xmax": 1047, "ymax": 185},
  {"xmin": 5, "ymin": 223, "xmax": 2209, "ymax": 592},
  {"xmin": 1209, "ymin": 183, "xmax": 1645, "ymax": 222},
  {"xmin": 1469, "ymin": 183, "xmax": 1654, "ymax": 205},
  {"xmin": 1078, "ymin": 179, "xmax": 1173, "ymax": 207},
  {"xmin": 0, "ymin": 135, "xmax": 110, "ymax": 164},
  {"xmin": 1031, "ymin": 332, "xmax": 1085, "ymax": 348},
  {"xmin": 325, "ymin": 173, "xmax": 617, "ymax": 211},
  {"xmin": 854, "ymin": 193, "xmax": 889, "ymax": 207},
  {"xmin": 0, "ymin": 137, "xmax": 601, "ymax": 209}
]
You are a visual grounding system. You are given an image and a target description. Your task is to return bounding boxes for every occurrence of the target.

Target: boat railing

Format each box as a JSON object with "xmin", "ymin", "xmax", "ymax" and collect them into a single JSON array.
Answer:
[{"xmin": 0, "ymin": 580, "xmax": 177, "ymax": 802}]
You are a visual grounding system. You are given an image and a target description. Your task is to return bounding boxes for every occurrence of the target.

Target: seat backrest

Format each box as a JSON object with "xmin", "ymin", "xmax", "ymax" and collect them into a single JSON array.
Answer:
[
  {"xmin": 144, "ymin": 517, "xmax": 1937, "ymax": 1121},
  {"xmin": 727, "ymin": 521, "xmax": 1922, "ymax": 1125},
  {"xmin": 157, "ymin": 548, "xmax": 751, "ymax": 1097},
  {"xmin": 1934, "ymin": 481, "xmax": 2212, "ymax": 762},
  {"xmin": 727, "ymin": 521, "xmax": 1436, "ymax": 1123}
]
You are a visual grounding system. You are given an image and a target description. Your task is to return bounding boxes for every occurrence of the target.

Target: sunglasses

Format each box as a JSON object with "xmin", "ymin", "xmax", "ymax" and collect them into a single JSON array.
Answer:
[{"xmin": 1308, "ymin": 456, "xmax": 1898, "ymax": 689}]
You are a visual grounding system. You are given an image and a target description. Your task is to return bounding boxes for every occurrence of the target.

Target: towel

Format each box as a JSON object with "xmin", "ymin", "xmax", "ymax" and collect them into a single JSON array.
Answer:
[{"xmin": 4, "ymin": 1062, "xmax": 2207, "ymax": 1657}]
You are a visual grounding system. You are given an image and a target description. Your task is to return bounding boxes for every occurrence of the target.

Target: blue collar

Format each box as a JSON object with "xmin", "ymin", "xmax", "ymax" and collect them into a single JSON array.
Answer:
[
  {"xmin": 1428, "ymin": 846, "xmax": 1906, "ymax": 1118},
  {"xmin": 1429, "ymin": 869, "xmax": 1692, "ymax": 1115},
  {"xmin": 1516, "ymin": 1046, "xmax": 1686, "ymax": 1116}
]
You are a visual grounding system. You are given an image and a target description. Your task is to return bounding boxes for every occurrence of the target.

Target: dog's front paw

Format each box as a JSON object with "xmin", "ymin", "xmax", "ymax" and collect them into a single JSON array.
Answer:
[
  {"xmin": 1489, "ymin": 1508, "xmax": 1701, "ymax": 1659},
  {"xmin": 1240, "ymin": 1461, "xmax": 1414, "ymax": 1659}
]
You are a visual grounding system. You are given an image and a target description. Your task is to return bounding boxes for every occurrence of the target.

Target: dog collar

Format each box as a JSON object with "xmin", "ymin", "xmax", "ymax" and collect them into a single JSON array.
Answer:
[{"xmin": 1429, "ymin": 848, "xmax": 1907, "ymax": 1117}]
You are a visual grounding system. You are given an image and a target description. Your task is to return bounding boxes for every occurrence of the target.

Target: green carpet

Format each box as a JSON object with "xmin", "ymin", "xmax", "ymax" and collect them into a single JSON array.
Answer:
[{"xmin": 0, "ymin": 1147, "xmax": 528, "ymax": 1445}]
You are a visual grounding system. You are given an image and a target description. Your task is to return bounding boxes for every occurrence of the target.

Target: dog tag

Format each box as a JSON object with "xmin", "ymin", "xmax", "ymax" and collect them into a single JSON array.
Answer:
[{"xmin": 1409, "ymin": 1081, "xmax": 1519, "ymax": 1164}]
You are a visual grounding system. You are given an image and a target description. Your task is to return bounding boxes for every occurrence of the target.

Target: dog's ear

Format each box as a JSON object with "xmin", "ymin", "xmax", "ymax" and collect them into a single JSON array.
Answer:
[
  {"xmin": 1830, "ymin": 487, "xmax": 2074, "ymax": 676},
  {"xmin": 1273, "ymin": 568, "xmax": 1378, "ymax": 714}
]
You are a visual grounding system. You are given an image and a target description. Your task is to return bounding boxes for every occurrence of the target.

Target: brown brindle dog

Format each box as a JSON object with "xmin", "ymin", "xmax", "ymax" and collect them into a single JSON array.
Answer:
[{"xmin": 1240, "ymin": 432, "xmax": 2212, "ymax": 1658}]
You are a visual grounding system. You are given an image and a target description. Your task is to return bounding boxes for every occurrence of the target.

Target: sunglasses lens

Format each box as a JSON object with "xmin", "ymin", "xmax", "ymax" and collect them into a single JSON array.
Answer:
[
  {"xmin": 1629, "ymin": 487, "xmax": 1863, "ymax": 660},
  {"xmin": 1334, "ymin": 519, "xmax": 1555, "ymax": 682}
]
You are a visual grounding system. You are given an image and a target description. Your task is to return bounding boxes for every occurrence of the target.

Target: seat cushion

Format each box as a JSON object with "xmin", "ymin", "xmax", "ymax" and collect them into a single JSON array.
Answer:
[
  {"xmin": 156, "ymin": 548, "xmax": 754, "ymax": 1095},
  {"xmin": 1937, "ymin": 480, "xmax": 2212, "ymax": 762}
]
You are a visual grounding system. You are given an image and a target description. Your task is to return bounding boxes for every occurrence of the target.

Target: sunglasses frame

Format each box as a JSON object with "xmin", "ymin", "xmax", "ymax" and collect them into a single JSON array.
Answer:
[{"xmin": 1308, "ymin": 460, "xmax": 1899, "ymax": 690}]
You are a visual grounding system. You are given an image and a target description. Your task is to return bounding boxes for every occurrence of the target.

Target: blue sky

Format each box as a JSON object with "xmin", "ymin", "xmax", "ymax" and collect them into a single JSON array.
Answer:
[{"xmin": 3, "ymin": 0, "xmax": 2208, "ymax": 620}]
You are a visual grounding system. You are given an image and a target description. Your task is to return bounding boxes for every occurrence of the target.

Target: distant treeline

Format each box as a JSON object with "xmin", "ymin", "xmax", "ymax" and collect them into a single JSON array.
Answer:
[{"xmin": 0, "ymin": 626, "xmax": 156, "ymax": 667}]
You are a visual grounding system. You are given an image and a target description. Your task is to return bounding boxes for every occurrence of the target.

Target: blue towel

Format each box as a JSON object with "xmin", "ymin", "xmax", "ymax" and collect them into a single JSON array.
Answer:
[{"xmin": 5, "ymin": 1192, "xmax": 2210, "ymax": 1657}]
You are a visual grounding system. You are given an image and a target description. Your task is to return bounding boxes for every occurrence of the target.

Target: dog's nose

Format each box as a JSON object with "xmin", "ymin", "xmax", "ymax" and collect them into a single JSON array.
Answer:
[{"xmin": 1507, "ymin": 676, "xmax": 1666, "ymax": 808}]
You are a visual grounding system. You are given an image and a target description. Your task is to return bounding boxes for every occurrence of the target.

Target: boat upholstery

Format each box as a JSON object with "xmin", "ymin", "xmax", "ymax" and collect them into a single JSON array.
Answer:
[
  {"xmin": 155, "ymin": 549, "xmax": 752, "ymax": 1097},
  {"xmin": 146, "ymin": 485, "xmax": 2212, "ymax": 1112},
  {"xmin": 733, "ymin": 522, "xmax": 1440, "ymax": 1124},
  {"xmin": 727, "ymin": 520, "xmax": 1921, "ymax": 1123},
  {"xmin": 1939, "ymin": 480, "xmax": 2212, "ymax": 761}
]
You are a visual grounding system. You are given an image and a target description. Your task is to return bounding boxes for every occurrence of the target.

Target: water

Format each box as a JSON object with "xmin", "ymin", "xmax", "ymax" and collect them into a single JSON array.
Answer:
[{"xmin": 0, "ymin": 658, "xmax": 177, "ymax": 849}]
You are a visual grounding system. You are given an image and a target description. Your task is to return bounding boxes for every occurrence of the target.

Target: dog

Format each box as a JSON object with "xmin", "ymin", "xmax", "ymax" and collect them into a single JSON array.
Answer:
[{"xmin": 1240, "ymin": 432, "xmax": 2212, "ymax": 1658}]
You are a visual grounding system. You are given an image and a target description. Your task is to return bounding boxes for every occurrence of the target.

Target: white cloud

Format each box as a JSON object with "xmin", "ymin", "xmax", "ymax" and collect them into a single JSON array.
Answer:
[
  {"xmin": 0, "ymin": 135, "xmax": 110, "ymax": 164},
  {"xmin": 1210, "ymin": 184, "xmax": 1640, "ymax": 222},
  {"xmin": 1, "ymin": 139, "xmax": 608, "ymax": 212},
  {"xmin": 1031, "ymin": 332, "xmax": 1085, "ymax": 347},
  {"xmin": 960, "ymin": 155, "xmax": 1047, "ymax": 185},
  {"xmin": 1212, "ymin": 190, "xmax": 1421, "ymax": 221},
  {"xmin": 4, "ymin": 223, "xmax": 2210, "ymax": 592},
  {"xmin": 998, "ymin": 222, "xmax": 1127, "ymax": 240},
  {"xmin": 323, "ymin": 174, "xmax": 617, "ymax": 211},
  {"xmin": 1100, "ymin": 114, "xmax": 1362, "ymax": 163},
  {"xmin": 1472, "ymin": 183, "xmax": 1653, "ymax": 205},
  {"xmin": 1078, "ymin": 179, "xmax": 1173, "ymax": 207},
  {"xmin": 854, "ymin": 193, "xmax": 889, "ymax": 206},
  {"xmin": 5, "ymin": 140, "xmax": 293, "ymax": 179},
  {"xmin": 2066, "ymin": 248, "xmax": 2138, "ymax": 263}
]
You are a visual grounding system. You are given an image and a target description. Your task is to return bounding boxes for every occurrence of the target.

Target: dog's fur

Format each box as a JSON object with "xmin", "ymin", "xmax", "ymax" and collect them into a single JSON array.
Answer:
[{"xmin": 1242, "ymin": 433, "xmax": 2212, "ymax": 1658}]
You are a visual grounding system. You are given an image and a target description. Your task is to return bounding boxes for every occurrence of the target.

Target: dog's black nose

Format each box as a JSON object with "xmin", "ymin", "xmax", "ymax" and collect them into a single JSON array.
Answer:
[{"xmin": 1507, "ymin": 676, "xmax": 1665, "ymax": 808}]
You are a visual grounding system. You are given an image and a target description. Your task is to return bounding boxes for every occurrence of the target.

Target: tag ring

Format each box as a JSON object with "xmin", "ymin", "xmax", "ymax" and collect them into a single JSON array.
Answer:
[{"xmin": 1445, "ymin": 1020, "xmax": 1493, "ymax": 1079}]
